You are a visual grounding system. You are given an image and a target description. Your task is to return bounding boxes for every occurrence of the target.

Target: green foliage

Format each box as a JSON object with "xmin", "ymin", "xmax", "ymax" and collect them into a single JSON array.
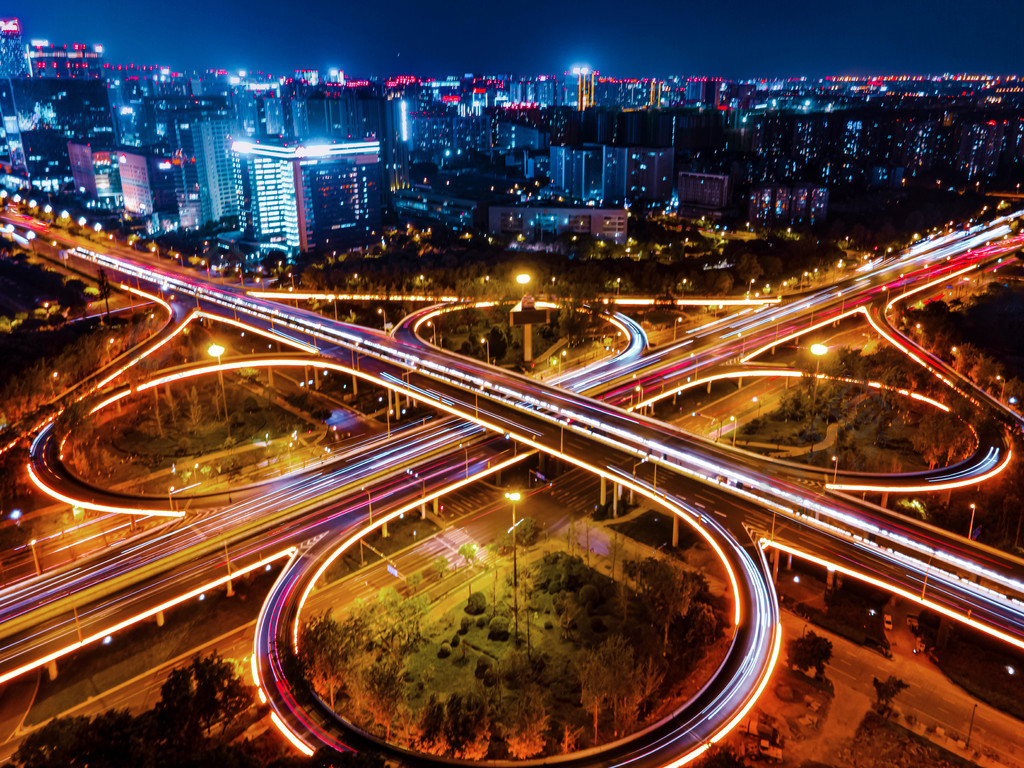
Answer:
[
  {"xmin": 487, "ymin": 615, "xmax": 510, "ymax": 641},
  {"xmin": 872, "ymin": 675, "xmax": 909, "ymax": 712},
  {"xmin": 788, "ymin": 630, "xmax": 834, "ymax": 678},
  {"xmin": 465, "ymin": 591, "xmax": 487, "ymax": 615}
]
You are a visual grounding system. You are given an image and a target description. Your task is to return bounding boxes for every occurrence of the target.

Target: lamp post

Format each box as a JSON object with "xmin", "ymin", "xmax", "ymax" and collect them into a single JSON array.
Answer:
[
  {"xmin": 968, "ymin": 503, "xmax": 977, "ymax": 540},
  {"xmin": 832, "ymin": 454, "xmax": 840, "ymax": 484},
  {"xmin": 752, "ymin": 395, "xmax": 761, "ymax": 420},
  {"xmin": 516, "ymin": 273, "xmax": 531, "ymax": 298},
  {"xmin": 505, "ymin": 491, "xmax": 522, "ymax": 645},
  {"xmin": 730, "ymin": 415, "xmax": 737, "ymax": 447},
  {"xmin": 377, "ymin": 307, "xmax": 388, "ymax": 332},
  {"xmin": 481, "ymin": 336, "xmax": 491, "ymax": 365},
  {"xmin": 674, "ymin": 316, "xmax": 683, "ymax": 341},
  {"xmin": 966, "ymin": 702, "xmax": 978, "ymax": 748},
  {"xmin": 207, "ymin": 344, "xmax": 229, "ymax": 429},
  {"xmin": 29, "ymin": 538, "xmax": 40, "ymax": 575}
]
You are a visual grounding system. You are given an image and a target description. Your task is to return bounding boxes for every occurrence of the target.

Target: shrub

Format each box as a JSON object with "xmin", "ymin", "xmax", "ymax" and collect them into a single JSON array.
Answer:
[
  {"xmin": 488, "ymin": 616, "xmax": 510, "ymax": 641},
  {"xmin": 451, "ymin": 634, "xmax": 461, "ymax": 648},
  {"xmin": 438, "ymin": 642, "xmax": 452, "ymax": 659},
  {"xmin": 475, "ymin": 657, "xmax": 492, "ymax": 679},
  {"xmin": 476, "ymin": 616, "xmax": 487, "ymax": 628},
  {"xmin": 579, "ymin": 583, "xmax": 600, "ymax": 610},
  {"xmin": 482, "ymin": 668, "xmax": 498, "ymax": 687},
  {"xmin": 459, "ymin": 616, "xmax": 472, "ymax": 634},
  {"xmin": 590, "ymin": 617, "xmax": 606, "ymax": 633},
  {"xmin": 544, "ymin": 619, "xmax": 554, "ymax": 630},
  {"xmin": 465, "ymin": 591, "xmax": 487, "ymax": 615}
]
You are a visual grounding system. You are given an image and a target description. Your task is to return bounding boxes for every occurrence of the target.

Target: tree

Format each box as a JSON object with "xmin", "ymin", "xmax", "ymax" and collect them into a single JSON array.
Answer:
[
  {"xmin": 505, "ymin": 683, "xmax": 549, "ymax": 758},
  {"xmin": 872, "ymin": 675, "xmax": 909, "ymax": 714},
  {"xmin": 362, "ymin": 657, "xmax": 405, "ymax": 740},
  {"xmin": 626, "ymin": 557, "xmax": 700, "ymax": 653},
  {"xmin": 97, "ymin": 268, "xmax": 111, "ymax": 320},
  {"xmin": 298, "ymin": 611, "xmax": 347, "ymax": 708},
  {"xmin": 576, "ymin": 646, "xmax": 607, "ymax": 743},
  {"xmin": 788, "ymin": 631, "xmax": 833, "ymax": 679},
  {"xmin": 186, "ymin": 385, "xmax": 203, "ymax": 432},
  {"xmin": 431, "ymin": 555, "xmax": 449, "ymax": 579},
  {"xmin": 457, "ymin": 542, "xmax": 478, "ymax": 568},
  {"xmin": 153, "ymin": 652, "xmax": 250, "ymax": 762}
]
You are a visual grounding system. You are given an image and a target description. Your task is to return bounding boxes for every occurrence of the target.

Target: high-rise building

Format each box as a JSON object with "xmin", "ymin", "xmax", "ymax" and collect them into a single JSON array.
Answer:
[
  {"xmin": 626, "ymin": 147, "xmax": 674, "ymax": 203},
  {"xmin": 117, "ymin": 148, "xmax": 181, "ymax": 228},
  {"xmin": 678, "ymin": 172, "xmax": 731, "ymax": 210},
  {"xmin": 748, "ymin": 184, "xmax": 828, "ymax": 227},
  {"xmin": 0, "ymin": 20, "xmax": 29, "ymax": 78},
  {"xmin": 0, "ymin": 77, "xmax": 116, "ymax": 190},
  {"xmin": 172, "ymin": 117, "xmax": 239, "ymax": 228},
  {"xmin": 489, "ymin": 203, "xmax": 627, "ymax": 244},
  {"xmin": 28, "ymin": 42, "xmax": 104, "ymax": 78},
  {"xmin": 233, "ymin": 139, "xmax": 382, "ymax": 255},
  {"xmin": 68, "ymin": 141, "xmax": 122, "ymax": 204},
  {"xmin": 549, "ymin": 144, "xmax": 626, "ymax": 204}
]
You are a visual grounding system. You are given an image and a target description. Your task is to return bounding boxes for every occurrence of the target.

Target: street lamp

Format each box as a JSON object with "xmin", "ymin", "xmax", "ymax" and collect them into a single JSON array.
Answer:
[
  {"xmin": 516, "ymin": 273, "xmax": 530, "ymax": 297},
  {"xmin": 505, "ymin": 491, "xmax": 522, "ymax": 645},
  {"xmin": 752, "ymin": 395, "xmax": 761, "ymax": 420},
  {"xmin": 832, "ymin": 454, "xmax": 840, "ymax": 484},
  {"xmin": 730, "ymin": 415, "xmax": 736, "ymax": 447},
  {"xmin": 674, "ymin": 316, "xmax": 683, "ymax": 342},
  {"xmin": 28, "ymin": 538, "xmax": 40, "ymax": 575},
  {"xmin": 968, "ymin": 503, "xmax": 977, "ymax": 540},
  {"xmin": 377, "ymin": 306, "xmax": 388, "ymax": 331},
  {"xmin": 481, "ymin": 336, "xmax": 490, "ymax": 365},
  {"xmin": 207, "ymin": 343, "xmax": 229, "ymax": 427}
]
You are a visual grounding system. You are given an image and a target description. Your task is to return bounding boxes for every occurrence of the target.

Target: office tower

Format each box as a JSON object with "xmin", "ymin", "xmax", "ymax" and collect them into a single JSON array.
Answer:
[
  {"xmin": 172, "ymin": 117, "xmax": 238, "ymax": 228},
  {"xmin": 549, "ymin": 144, "xmax": 627, "ymax": 204},
  {"xmin": 68, "ymin": 141, "xmax": 122, "ymax": 204},
  {"xmin": 0, "ymin": 19, "xmax": 29, "ymax": 78},
  {"xmin": 233, "ymin": 139, "xmax": 382, "ymax": 255},
  {"xmin": 0, "ymin": 77, "xmax": 116, "ymax": 190},
  {"xmin": 28, "ymin": 42, "xmax": 104, "ymax": 78},
  {"xmin": 117, "ymin": 149, "xmax": 180, "ymax": 224}
]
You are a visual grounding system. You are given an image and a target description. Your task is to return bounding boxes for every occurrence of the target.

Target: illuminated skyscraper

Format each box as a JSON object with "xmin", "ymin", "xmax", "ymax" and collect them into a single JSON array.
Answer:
[
  {"xmin": 28, "ymin": 42, "xmax": 103, "ymax": 78},
  {"xmin": 0, "ymin": 19, "xmax": 29, "ymax": 78},
  {"xmin": 233, "ymin": 139, "xmax": 381, "ymax": 255}
]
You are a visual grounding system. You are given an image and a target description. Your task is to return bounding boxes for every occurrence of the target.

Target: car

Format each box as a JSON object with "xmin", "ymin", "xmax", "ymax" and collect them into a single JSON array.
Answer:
[{"xmin": 883, "ymin": 614, "xmax": 893, "ymax": 631}]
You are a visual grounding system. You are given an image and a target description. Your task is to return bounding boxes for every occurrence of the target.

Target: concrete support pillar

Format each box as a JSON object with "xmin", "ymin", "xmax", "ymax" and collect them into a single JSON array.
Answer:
[
  {"xmin": 612, "ymin": 484, "xmax": 619, "ymax": 517},
  {"xmin": 786, "ymin": 553, "xmax": 792, "ymax": 570},
  {"xmin": 433, "ymin": 497, "xmax": 440, "ymax": 516},
  {"xmin": 352, "ymin": 373, "xmax": 359, "ymax": 397},
  {"xmin": 523, "ymin": 323, "xmax": 533, "ymax": 362},
  {"xmin": 672, "ymin": 516, "xmax": 679, "ymax": 548},
  {"xmin": 420, "ymin": 502, "xmax": 427, "ymax": 519},
  {"xmin": 826, "ymin": 568, "xmax": 836, "ymax": 591},
  {"xmin": 771, "ymin": 548, "xmax": 780, "ymax": 582},
  {"xmin": 600, "ymin": 477, "xmax": 607, "ymax": 506},
  {"xmin": 268, "ymin": 367, "xmax": 275, "ymax": 388},
  {"xmin": 880, "ymin": 491, "xmax": 889, "ymax": 509},
  {"xmin": 382, "ymin": 521, "xmax": 389, "ymax": 538},
  {"xmin": 47, "ymin": 660, "xmax": 57, "ymax": 681},
  {"xmin": 156, "ymin": 610, "xmax": 165, "ymax": 627},
  {"xmin": 707, "ymin": 380, "xmax": 712, "ymax": 394}
]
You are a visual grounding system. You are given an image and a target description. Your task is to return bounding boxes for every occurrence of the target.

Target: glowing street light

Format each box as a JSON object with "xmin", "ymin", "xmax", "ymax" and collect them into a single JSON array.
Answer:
[
  {"xmin": 968, "ymin": 503, "xmax": 978, "ymax": 540},
  {"xmin": 29, "ymin": 538, "xmax": 40, "ymax": 575},
  {"xmin": 207, "ymin": 343, "xmax": 229, "ymax": 426},
  {"xmin": 480, "ymin": 336, "xmax": 490, "ymax": 366},
  {"xmin": 810, "ymin": 343, "xmax": 828, "ymax": 356},
  {"xmin": 832, "ymin": 454, "xmax": 840, "ymax": 484}
]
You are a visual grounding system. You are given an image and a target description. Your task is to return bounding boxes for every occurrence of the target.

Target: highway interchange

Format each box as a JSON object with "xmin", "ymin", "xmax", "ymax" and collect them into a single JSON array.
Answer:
[{"xmin": 1, "ymin": 209, "xmax": 1024, "ymax": 765}]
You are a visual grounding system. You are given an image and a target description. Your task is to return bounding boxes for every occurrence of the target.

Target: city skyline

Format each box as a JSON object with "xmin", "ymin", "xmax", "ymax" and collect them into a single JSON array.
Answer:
[{"xmin": 16, "ymin": 0, "xmax": 1024, "ymax": 79}]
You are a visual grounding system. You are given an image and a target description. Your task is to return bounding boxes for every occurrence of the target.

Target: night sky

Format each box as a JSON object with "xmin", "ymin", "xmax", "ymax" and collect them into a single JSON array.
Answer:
[{"xmin": 18, "ymin": 0, "xmax": 1024, "ymax": 78}]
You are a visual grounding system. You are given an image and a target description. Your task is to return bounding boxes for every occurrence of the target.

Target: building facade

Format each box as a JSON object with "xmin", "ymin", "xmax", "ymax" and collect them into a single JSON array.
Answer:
[
  {"xmin": 489, "ymin": 204, "xmax": 627, "ymax": 244},
  {"xmin": 233, "ymin": 139, "xmax": 382, "ymax": 255}
]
